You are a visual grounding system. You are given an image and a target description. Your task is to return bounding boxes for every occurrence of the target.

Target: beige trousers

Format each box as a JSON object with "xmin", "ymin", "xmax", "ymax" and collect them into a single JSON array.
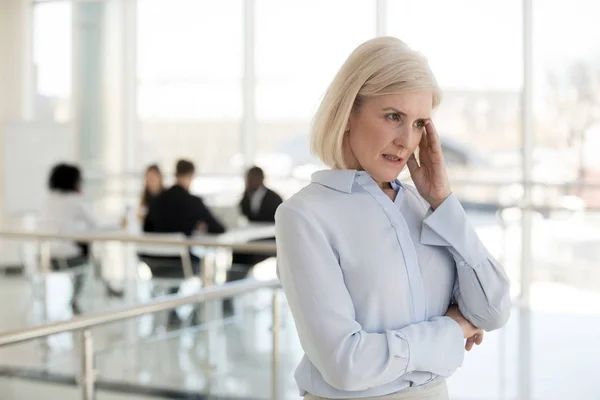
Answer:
[{"xmin": 304, "ymin": 378, "xmax": 449, "ymax": 400}]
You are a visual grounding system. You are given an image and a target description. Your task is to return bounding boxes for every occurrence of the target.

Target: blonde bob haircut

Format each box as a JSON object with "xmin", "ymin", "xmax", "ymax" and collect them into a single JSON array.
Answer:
[{"xmin": 311, "ymin": 36, "xmax": 441, "ymax": 169}]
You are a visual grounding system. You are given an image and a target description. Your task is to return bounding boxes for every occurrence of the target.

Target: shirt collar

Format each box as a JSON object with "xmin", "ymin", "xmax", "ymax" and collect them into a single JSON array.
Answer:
[
  {"xmin": 311, "ymin": 169, "xmax": 403, "ymax": 193},
  {"xmin": 252, "ymin": 186, "xmax": 267, "ymax": 197},
  {"xmin": 389, "ymin": 179, "xmax": 403, "ymax": 191}
]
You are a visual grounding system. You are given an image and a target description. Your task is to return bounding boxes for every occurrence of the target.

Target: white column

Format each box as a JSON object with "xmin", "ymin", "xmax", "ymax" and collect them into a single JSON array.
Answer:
[
  {"xmin": 122, "ymin": 0, "xmax": 138, "ymax": 177},
  {"xmin": 74, "ymin": 0, "xmax": 129, "ymax": 215},
  {"xmin": 519, "ymin": 2, "xmax": 534, "ymax": 400},
  {"xmin": 242, "ymin": 0, "xmax": 256, "ymax": 168},
  {"xmin": 0, "ymin": 0, "xmax": 31, "ymax": 262},
  {"xmin": 71, "ymin": 0, "xmax": 82, "ymax": 163},
  {"xmin": 376, "ymin": 0, "xmax": 387, "ymax": 37},
  {"xmin": 520, "ymin": 0, "xmax": 534, "ymax": 308},
  {"xmin": 121, "ymin": 0, "xmax": 139, "ymax": 287},
  {"xmin": 0, "ymin": 0, "xmax": 29, "ymax": 123}
]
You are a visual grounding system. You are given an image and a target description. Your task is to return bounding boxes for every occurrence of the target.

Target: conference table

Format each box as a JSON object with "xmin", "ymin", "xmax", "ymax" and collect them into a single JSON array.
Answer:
[
  {"xmin": 80, "ymin": 222, "xmax": 277, "ymax": 284},
  {"xmin": 86, "ymin": 222, "xmax": 276, "ymax": 244}
]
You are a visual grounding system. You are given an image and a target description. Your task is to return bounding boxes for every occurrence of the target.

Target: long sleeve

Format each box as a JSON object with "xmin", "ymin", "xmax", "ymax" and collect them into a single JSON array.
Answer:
[
  {"xmin": 240, "ymin": 194, "xmax": 252, "ymax": 219},
  {"xmin": 76, "ymin": 200, "xmax": 99, "ymax": 230},
  {"xmin": 420, "ymin": 194, "xmax": 511, "ymax": 331},
  {"xmin": 276, "ymin": 204, "xmax": 465, "ymax": 392},
  {"xmin": 263, "ymin": 191, "xmax": 283, "ymax": 221},
  {"xmin": 75, "ymin": 197, "xmax": 126, "ymax": 232},
  {"xmin": 143, "ymin": 202, "xmax": 156, "ymax": 232},
  {"xmin": 196, "ymin": 197, "xmax": 226, "ymax": 234}
]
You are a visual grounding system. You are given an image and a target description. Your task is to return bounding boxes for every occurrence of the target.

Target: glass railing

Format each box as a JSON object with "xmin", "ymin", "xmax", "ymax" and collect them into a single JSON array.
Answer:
[
  {"xmin": 0, "ymin": 229, "xmax": 281, "ymax": 399},
  {"xmin": 1, "ymin": 227, "xmax": 277, "ymax": 324},
  {"xmin": 91, "ymin": 290, "xmax": 300, "ymax": 399},
  {"xmin": 0, "ymin": 288, "xmax": 290, "ymax": 399}
]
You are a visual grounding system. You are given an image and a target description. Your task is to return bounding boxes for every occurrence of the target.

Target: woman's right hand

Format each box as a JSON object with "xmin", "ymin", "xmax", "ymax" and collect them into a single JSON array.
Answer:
[{"xmin": 445, "ymin": 305, "xmax": 480, "ymax": 339}]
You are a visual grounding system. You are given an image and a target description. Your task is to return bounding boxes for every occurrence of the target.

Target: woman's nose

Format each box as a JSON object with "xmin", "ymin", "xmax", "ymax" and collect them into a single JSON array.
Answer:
[{"xmin": 393, "ymin": 126, "xmax": 419, "ymax": 149}]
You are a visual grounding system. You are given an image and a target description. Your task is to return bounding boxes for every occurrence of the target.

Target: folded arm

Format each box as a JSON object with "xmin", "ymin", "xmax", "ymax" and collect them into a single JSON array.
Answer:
[
  {"xmin": 420, "ymin": 194, "xmax": 512, "ymax": 331},
  {"xmin": 276, "ymin": 205, "xmax": 465, "ymax": 392}
]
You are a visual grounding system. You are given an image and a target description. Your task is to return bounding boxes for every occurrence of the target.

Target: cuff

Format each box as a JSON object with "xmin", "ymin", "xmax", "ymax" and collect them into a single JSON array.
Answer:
[
  {"xmin": 420, "ymin": 193, "xmax": 488, "ymax": 267},
  {"xmin": 401, "ymin": 316, "xmax": 465, "ymax": 377}
]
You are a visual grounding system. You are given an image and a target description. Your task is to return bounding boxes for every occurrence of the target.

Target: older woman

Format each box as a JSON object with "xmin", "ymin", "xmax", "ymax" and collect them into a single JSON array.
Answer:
[{"xmin": 275, "ymin": 37, "xmax": 511, "ymax": 400}]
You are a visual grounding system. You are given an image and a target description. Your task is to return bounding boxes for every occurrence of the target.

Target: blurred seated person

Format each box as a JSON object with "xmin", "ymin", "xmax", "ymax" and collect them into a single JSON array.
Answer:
[
  {"xmin": 138, "ymin": 164, "xmax": 164, "ymax": 221},
  {"xmin": 43, "ymin": 163, "xmax": 122, "ymax": 314},
  {"xmin": 225, "ymin": 167, "xmax": 282, "ymax": 312},
  {"xmin": 239, "ymin": 166, "xmax": 283, "ymax": 225},
  {"xmin": 141, "ymin": 159, "xmax": 226, "ymax": 279}
]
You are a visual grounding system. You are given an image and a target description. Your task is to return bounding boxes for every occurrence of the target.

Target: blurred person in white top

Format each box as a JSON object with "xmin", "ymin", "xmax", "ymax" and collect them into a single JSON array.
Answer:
[
  {"xmin": 44, "ymin": 163, "xmax": 98, "ymax": 260},
  {"xmin": 42, "ymin": 163, "xmax": 123, "ymax": 312}
]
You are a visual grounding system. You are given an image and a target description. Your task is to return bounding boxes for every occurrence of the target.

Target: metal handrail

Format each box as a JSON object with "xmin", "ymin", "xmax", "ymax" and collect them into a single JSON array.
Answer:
[
  {"xmin": 498, "ymin": 204, "xmax": 600, "ymax": 213},
  {"xmin": 449, "ymin": 179, "xmax": 600, "ymax": 189},
  {"xmin": 0, "ymin": 230, "xmax": 277, "ymax": 254},
  {"xmin": 0, "ymin": 278, "xmax": 280, "ymax": 347}
]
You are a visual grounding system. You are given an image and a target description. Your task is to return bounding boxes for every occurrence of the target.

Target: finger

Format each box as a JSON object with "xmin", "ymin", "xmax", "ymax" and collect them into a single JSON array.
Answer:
[
  {"xmin": 420, "ymin": 126, "xmax": 430, "ymax": 149},
  {"xmin": 424, "ymin": 121, "xmax": 442, "ymax": 154},
  {"xmin": 407, "ymin": 153, "xmax": 420, "ymax": 176},
  {"xmin": 465, "ymin": 337, "xmax": 474, "ymax": 351},
  {"xmin": 418, "ymin": 133, "xmax": 431, "ymax": 164},
  {"xmin": 425, "ymin": 120, "xmax": 439, "ymax": 144},
  {"xmin": 474, "ymin": 331, "xmax": 484, "ymax": 345}
]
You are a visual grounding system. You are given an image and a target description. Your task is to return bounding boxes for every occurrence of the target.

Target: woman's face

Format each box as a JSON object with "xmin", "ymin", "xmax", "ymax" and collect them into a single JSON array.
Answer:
[
  {"xmin": 344, "ymin": 91, "xmax": 432, "ymax": 185},
  {"xmin": 145, "ymin": 170, "xmax": 162, "ymax": 194}
]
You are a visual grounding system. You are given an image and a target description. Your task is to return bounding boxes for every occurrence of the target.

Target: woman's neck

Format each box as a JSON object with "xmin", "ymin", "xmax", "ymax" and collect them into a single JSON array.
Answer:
[
  {"xmin": 377, "ymin": 181, "xmax": 392, "ymax": 191},
  {"xmin": 339, "ymin": 148, "xmax": 392, "ymax": 191}
]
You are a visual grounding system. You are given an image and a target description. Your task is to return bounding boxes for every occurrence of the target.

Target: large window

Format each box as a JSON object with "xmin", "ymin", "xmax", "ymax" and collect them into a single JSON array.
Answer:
[
  {"xmin": 254, "ymin": 0, "xmax": 376, "ymax": 180},
  {"xmin": 137, "ymin": 0, "xmax": 244, "ymax": 175},
  {"xmin": 529, "ymin": 0, "xmax": 600, "ymax": 303},
  {"xmin": 32, "ymin": 0, "xmax": 600, "ymax": 209},
  {"xmin": 387, "ymin": 0, "xmax": 523, "ymax": 204},
  {"xmin": 32, "ymin": 0, "xmax": 138, "ymax": 217},
  {"xmin": 533, "ymin": 0, "xmax": 600, "ymax": 199},
  {"xmin": 33, "ymin": 1, "xmax": 72, "ymax": 122}
]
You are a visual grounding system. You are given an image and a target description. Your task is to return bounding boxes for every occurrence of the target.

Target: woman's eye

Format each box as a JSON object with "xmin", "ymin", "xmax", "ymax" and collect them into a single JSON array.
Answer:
[
  {"xmin": 415, "ymin": 120, "xmax": 426, "ymax": 129},
  {"xmin": 386, "ymin": 113, "xmax": 401, "ymax": 122}
]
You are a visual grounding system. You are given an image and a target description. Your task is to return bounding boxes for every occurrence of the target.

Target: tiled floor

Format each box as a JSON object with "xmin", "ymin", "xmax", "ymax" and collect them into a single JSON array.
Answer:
[{"xmin": 0, "ymin": 377, "xmax": 161, "ymax": 400}]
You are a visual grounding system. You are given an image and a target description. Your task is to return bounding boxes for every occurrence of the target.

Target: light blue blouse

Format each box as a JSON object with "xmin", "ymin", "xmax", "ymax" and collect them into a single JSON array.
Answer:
[{"xmin": 275, "ymin": 169, "xmax": 511, "ymax": 398}]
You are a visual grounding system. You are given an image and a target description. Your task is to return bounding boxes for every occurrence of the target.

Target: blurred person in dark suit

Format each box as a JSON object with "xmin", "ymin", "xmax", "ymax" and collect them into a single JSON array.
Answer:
[
  {"xmin": 143, "ymin": 159, "xmax": 226, "ymax": 237},
  {"xmin": 239, "ymin": 166, "xmax": 283, "ymax": 224},
  {"xmin": 224, "ymin": 166, "xmax": 282, "ymax": 313},
  {"xmin": 142, "ymin": 159, "xmax": 226, "ymax": 326},
  {"xmin": 141, "ymin": 159, "xmax": 225, "ymax": 275}
]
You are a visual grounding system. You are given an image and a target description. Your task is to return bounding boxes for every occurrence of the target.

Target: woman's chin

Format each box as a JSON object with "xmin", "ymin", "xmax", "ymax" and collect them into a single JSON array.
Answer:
[
  {"xmin": 370, "ymin": 165, "xmax": 404, "ymax": 183},
  {"xmin": 383, "ymin": 163, "xmax": 406, "ymax": 178}
]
